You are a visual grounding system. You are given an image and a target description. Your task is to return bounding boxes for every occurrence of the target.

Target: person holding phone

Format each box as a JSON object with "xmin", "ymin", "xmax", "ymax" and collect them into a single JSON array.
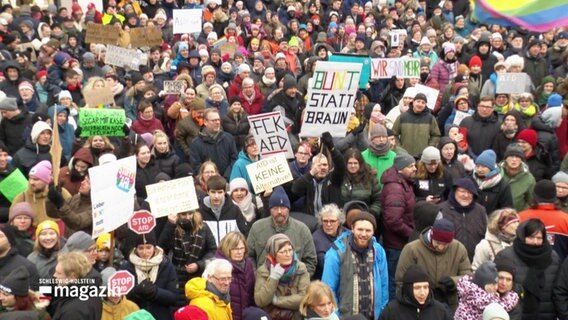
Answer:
[{"xmin": 414, "ymin": 146, "xmax": 452, "ymax": 203}]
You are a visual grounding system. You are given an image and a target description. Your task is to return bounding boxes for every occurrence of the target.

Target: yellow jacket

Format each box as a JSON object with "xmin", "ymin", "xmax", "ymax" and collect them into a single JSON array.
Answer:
[
  {"xmin": 101, "ymin": 297, "xmax": 140, "ymax": 320},
  {"xmin": 186, "ymin": 277, "xmax": 232, "ymax": 320}
]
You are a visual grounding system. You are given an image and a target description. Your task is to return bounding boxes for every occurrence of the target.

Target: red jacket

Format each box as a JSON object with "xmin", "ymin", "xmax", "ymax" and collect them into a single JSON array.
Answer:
[
  {"xmin": 228, "ymin": 74, "xmax": 244, "ymax": 100},
  {"xmin": 131, "ymin": 116, "xmax": 164, "ymax": 135},
  {"xmin": 519, "ymin": 203, "xmax": 568, "ymax": 260},
  {"xmin": 238, "ymin": 85, "xmax": 265, "ymax": 115}
]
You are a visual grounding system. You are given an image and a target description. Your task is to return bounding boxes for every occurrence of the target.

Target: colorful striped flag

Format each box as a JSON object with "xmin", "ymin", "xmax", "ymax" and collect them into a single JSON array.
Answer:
[{"xmin": 473, "ymin": 0, "xmax": 568, "ymax": 32}]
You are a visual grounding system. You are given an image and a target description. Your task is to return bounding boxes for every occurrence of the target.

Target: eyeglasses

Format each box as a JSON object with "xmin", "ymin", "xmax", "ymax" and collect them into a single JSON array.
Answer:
[
  {"xmin": 322, "ymin": 219, "xmax": 338, "ymax": 224},
  {"xmin": 297, "ymin": 152, "xmax": 310, "ymax": 156},
  {"xmin": 231, "ymin": 247, "xmax": 246, "ymax": 251},
  {"xmin": 211, "ymin": 275, "xmax": 232, "ymax": 282},
  {"xmin": 277, "ymin": 248, "xmax": 294, "ymax": 255}
]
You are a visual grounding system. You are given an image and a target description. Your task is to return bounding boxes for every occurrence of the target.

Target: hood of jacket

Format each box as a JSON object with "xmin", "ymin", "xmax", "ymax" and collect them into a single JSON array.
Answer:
[
  {"xmin": 531, "ymin": 114, "xmax": 555, "ymax": 133},
  {"xmin": 72, "ymin": 147, "xmax": 94, "ymax": 167},
  {"xmin": 437, "ymin": 137, "xmax": 458, "ymax": 162}
]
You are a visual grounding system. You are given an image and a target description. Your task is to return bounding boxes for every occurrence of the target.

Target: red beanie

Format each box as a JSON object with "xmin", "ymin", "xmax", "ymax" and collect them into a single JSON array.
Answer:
[
  {"xmin": 36, "ymin": 70, "xmax": 47, "ymax": 80},
  {"xmin": 174, "ymin": 306, "xmax": 208, "ymax": 320},
  {"xmin": 469, "ymin": 55, "xmax": 482, "ymax": 68},
  {"xmin": 516, "ymin": 129, "xmax": 538, "ymax": 148}
]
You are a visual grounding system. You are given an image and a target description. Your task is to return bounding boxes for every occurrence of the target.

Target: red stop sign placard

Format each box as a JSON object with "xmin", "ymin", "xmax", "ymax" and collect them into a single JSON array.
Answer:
[
  {"xmin": 128, "ymin": 210, "xmax": 156, "ymax": 234},
  {"xmin": 107, "ymin": 270, "xmax": 135, "ymax": 296}
]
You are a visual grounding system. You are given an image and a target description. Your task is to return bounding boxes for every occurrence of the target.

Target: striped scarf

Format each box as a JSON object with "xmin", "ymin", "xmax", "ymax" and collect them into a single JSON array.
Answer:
[{"xmin": 351, "ymin": 249, "xmax": 374, "ymax": 319}]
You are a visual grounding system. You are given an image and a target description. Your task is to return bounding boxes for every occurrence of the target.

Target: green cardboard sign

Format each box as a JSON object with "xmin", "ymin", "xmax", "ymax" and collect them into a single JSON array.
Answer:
[
  {"xmin": 79, "ymin": 108, "xmax": 126, "ymax": 137},
  {"xmin": 0, "ymin": 169, "xmax": 28, "ymax": 202}
]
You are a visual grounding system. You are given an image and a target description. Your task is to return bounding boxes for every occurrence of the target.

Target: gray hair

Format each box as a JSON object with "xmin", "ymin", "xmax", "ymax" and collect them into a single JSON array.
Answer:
[
  {"xmin": 242, "ymin": 77, "xmax": 254, "ymax": 87},
  {"xmin": 318, "ymin": 203, "xmax": 345, "ymax": 223},
  {"xmin": 202, "ymin": 258, "xmax": 233, "ymax": 278}
]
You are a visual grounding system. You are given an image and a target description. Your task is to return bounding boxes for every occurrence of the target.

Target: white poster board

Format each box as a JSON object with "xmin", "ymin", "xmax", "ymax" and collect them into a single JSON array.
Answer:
[
  {"xmin": 248, "ymin": 112, "xmax": 294, "ymax": 159},
  {"xmin": 104, "ymin": 45, "xmax": 148, "ymax": 71},
  {"xmin": 173, "ymin": 9, "xmax": 202, "ymax": 34},
  {"xmin": 145, "ymin": 176, "xmax": 199, "ymax": 218},
  {"xmin": 90, "ymin": 156, "xmax": 136, "ymax": 239},
  {"xmin": 496, "ymin": 73, "xmax": 531, "ymax": 94},
  {"xmin": 246, "ymin": 153, "xmax": 293, "ymax": 194},
  {"xmin": 453, "ymin": 110, "xmax": 472, "ymax": 125},
  {"xmin": 163, "ymin": 80, "xmax": 185, "ymax": 94},
  {"xmin": 370, "ymin": 58, "xmax": 420, "ymax": 79},
  {"xmin": 414, "ymin": 84, "xmax": 440, "ymax": 110},
  {"xmin": 300, "ymin": 61, "xmax": 362, "ymax": 138}
]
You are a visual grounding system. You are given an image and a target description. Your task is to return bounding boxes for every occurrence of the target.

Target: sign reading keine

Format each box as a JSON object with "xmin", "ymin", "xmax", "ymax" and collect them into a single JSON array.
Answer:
[
  {"xmin": 246, "ymin": 153, "xmax": 293, "ymax": 194},
  {"xmin": 300, "ymin": 61, "xmax": 361, "ymax": 138}
]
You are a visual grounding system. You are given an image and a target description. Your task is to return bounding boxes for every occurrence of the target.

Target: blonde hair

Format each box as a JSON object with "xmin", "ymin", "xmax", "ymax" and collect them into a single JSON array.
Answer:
[
  {"xmin": 488, "ymin": 208, "xmax": 518, "ymax": 234},
  {"xmin": 176, "ymin": 210, "xmax": 204, "ymax": 236},
  {"xmin": 152, "ymin": 130, "xmax": 170, "ymax": 152},
  {"xmin": 218, "ymin": 231, "xmax": 248, "ymax": 259},
  {"xmin": 56, "ymin": 252, "xmax": 92, "ymax": 279},
  {"xmin": 299, "ymin": 281, "xmax": 337, "ymax": 316},
  {"xmin": 83, "ymin": 135, "xmax": 114, "ymax": 150}
]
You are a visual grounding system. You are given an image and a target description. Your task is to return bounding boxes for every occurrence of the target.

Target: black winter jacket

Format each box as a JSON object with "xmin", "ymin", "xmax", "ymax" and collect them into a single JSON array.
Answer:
[
  {"xmin": 0, "ymin": 111, "xmax": 32, "ymax": 154},
  {"xmin": 189, "ymin": 130, "xmax": 238, "ymax": 179}
]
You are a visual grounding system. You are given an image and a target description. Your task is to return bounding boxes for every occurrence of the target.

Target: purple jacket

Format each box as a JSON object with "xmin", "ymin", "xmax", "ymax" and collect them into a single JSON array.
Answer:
[
  {"xmin": 380, "ymin": 167, "xmax": 416, "ymax": 250},
  {"xmin": 215, "ymin": 250, "xmax": 255, "ymax": 320}
]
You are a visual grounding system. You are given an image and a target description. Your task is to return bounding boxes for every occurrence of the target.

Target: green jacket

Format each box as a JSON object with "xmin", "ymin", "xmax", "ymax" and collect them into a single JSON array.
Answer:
[
  {"xmin": 500, "ymin": 162, "xmax": 536, "ymax": 212},
  {"xmin": 392, "ymin": 108, "xmax": 441, "ymax": 156},
  {"xmin": 361, "ymin": 149, "xmax": 396, "ymax": 188}
]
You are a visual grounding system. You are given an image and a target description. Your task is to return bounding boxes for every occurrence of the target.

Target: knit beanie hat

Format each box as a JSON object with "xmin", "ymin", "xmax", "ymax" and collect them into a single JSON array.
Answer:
[
  {"xmin": 283, "ymin": 74, "xmax": 297, "ymax": 91},
  {"xmin": 533, "ymin": 179, "xmax": 557, "ymax": 203},
  {"xmin": 265, "ymin": 233, "xmax": 293, "ymax": 258},
  {"xmin": 229, "ymin": 177, "xmax": 249, "ymax": 193},
  {"xmin": 8, "ymin": 202, "xmax": 36, "ymax": 223},
  {"xmin": 453, "ymin": 178, "xmax": 479, "ymax": 197},
  {"xmin": 100, "ymin": 267, "xmax": 116, "ymax": 287},
  {"xmin": 552, "ymin": 171, "xmax": 568, "ymax": 184},
  {"xmin": 58, "ymin": 90, "xmax": 72, "ymax": 101},
  {"xmin": 503, "ymin": 143, "xmax": 525, "ymax": 161},
  {"xmin": 201, "ymin": 65, "xmax": 216, "ymax": 77},
  {"xmin": 421, "ymin": 146, "xmax": 441, "ymax": 163},
  {"xmin": 350, "ymin": 211, "xmax": 377, "ymax": 230},
  {"xmin": 131, "ymin": 231, "xmax": 158, "ymax": 247},
  {"xmin": 369, "ymin": 124, "xmax": 387, "ymax": 140},
  {"xmin": 414, "ymin": 93, "xmax": 428, "ymax": 103},
  {"xmin": 0, "ymin": 97, "xmax": 17, "ymax": 111},
  {"xmin": 99, "ymin": 153, "xmax": 117, "ymax": 165},
  {"xmin": 35, "ymin": 220, "xmax": 60, "ymax": 238},
  {"xmin": 174, "ymin": 306, "xmax": 208, "ymax": 320},
  {"xmin": 29, "ymin": 160, "xmax": 53, "ymax": 184},
  {"xmin": 394, "ymin": 152, "xmax": 415, "ymax": 170},
  {"xmin": 498, "ymin": 214, "xmax": 519, "ymax": 232},
  {"xmin": 402, "ymin": 264, "xmax": 431, "ymax": 284},
  {"xmin": 483, "ymin": 303, "xmax": 510, "ymax": 320},
  {"xmin": 268, "ymin": 186, "xmax": 290, "ymax": 209},
  {"xmin": 547, "ymin": 93, "xmax": 562, "ymax": 108},
  {"xmin": 18, "ymin": 80, "xmax": 34, "ymax": 92},
  {"xmin": 475, "ymin": 149, "xmax": 497, "ymax": 170},
  {"xmin": 96, "ymin": 233, "xmax": 112, "ymax": 250},
  {"xmin": 431, "ymin": 218, "xmax": 455, "ymax": 243},
  {"xmin": 516, "ymin": 129, "xmax": 538, "ymax": 148},
  {"xmin": 469, "ymin": 55, "xmax": 482, "ymax": 68},
  {"xmin": 243, "ymin": 307, "xmax": 271, "ymax": 320},
  {"xmin": 63, "ymin": 231, "xmax": 95, "ymax": 252},
  {"xmin": 238, "ymin": 63, "xmax": 251, "ymax": 75},
  {"xmin": 496, "ymin": 264, "xmax": 516, "ymax": 282},
  {"xmin": 473, "ymin": 261, "xmax": 498, "ymax": 288},
  {"xmin": 541, "ymin": 106, "xmax": 563, "ymax": 128},
  {"xmin": 413, "ymin": 201, "xmax": 441, "ymax": 232},
  {"xmin": 454, "ymin": 95, "xmax": 468, "ymax": 108},
  {"xmin": 124, "ymin": 309, "xmax": 157, "ymax": 320},
  {"xmin": 0, "ymin": 266, "xmax": 29, "ymax": 296},
  {"xmin": 30, "ymin": 121, "xmax": 52, "ymax": 144}
]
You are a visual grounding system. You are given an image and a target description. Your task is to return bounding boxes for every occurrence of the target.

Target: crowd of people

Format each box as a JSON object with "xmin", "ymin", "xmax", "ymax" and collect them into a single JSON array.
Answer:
[{"xmin": 1, "ymin": 0, "xmax": 568, "ymax": 319}]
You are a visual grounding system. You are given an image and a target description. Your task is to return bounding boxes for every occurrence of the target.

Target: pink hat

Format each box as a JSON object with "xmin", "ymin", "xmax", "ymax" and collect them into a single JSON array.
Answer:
[
  {"xmin": 18, "ymin": 81, "xmax": 35, "ymax": 92},
  {"xmin": 29, "ymin": 160, "xmax": 53, "ymax": 184},
  {"xmin": 9, "ymin": 202, "xmax": 36, "ymax": 223}
]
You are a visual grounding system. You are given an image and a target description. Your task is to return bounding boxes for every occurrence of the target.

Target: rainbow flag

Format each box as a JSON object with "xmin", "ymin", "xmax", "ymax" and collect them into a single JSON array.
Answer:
[{"xmin": 473, "ymin": 0, "xmax": 568, "ymax": 32}]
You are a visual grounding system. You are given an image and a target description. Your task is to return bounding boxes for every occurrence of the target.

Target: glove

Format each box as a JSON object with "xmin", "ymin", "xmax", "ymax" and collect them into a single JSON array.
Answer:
[
  {"xmin": 269, "ymin": 263, "xmax": 285, "ymax": 280},
  {"xmin": 272, "ymin": 295, "xmax": 278, "ymax": 305},
  {"xmin": 320, "ymin": 131, "xmax": 334, "ymax": 151},
  {"xmin": 47, "ymin": 185, "xmax": 65, "ymax": 209},
  {"xmin": 122, "ymin": 124, "xmax": 130, "ymax": 136},
  {"xmin": 438, "ymin": 276, "xmax": 456, "ymax": 293},
  {"xmin": 74, "ymin": 126, "xmax": 82, "ymax": 138},
  {"xmin": 351, "ymin": 121, "xmax": 366, "ymax": 135},
  {"xmin": 134, "ymin": 279, "xmax": 157, "ymax": 300}
]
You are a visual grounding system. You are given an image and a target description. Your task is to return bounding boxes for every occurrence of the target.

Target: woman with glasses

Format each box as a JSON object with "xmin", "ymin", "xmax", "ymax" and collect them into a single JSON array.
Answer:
[
  {"xmin": 254, "ymin": 233, "xmax": 310, "ymax": 320},
  {"xmin": 158, "ymin": 209, "xmax": 216, "ymax": 290},
  {"xmin": 312, "ymin": 204, "xmax": 347, "ymax": 280},
  {"xmin": 214, "ymin": 231, "xmax": 255, "ymax": 320},
  {"xmin": 339, "ymin": 148, "xmax": 380, "ymax": 216}
]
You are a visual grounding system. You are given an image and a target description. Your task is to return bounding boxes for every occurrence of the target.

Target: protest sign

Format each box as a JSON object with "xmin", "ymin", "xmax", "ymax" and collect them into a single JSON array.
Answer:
[
  {"xmin": 79, "ymin": 108, "xmax": 126, "ymax": 137},
  {"xmin": 145, "ymin": 176, "xmax": 199, "ymax": 218},
  {"xmin": 50, "ymin": 106, "xmax": 62, "ymax": 185},
  {"xmin": 0, "ymin": 169, "xmax": 27, "ymax": 202},
  {"xmin": 163, "ymin": 80, "xmax": 185, "ymax": 94},
  {"xmin": 414, "ymin": 84, "xmax": 440, "ymax": 111},
  {"xmin": 219, "ymin": 42, "xmax": 237, "ymax": 59},
  {"xmin": 300, "ymin": 61, "xmax": 362, "ymax": 138},
  {"xmin": 496, "ymin": 73, "xmax": 531, "ymax": 94},
  {"xmin": 129, "ymin": 27, "xmax": 163, "ymax": 48},
  {"xmin": 370, "ymin": 58, "xmax": 420, "ymax": 79},
  {"xmin": 246, "ymin": 153, "xmax": 293, "ymax": 194},
  {"xmin": 84, "ymin": 86, "xmax": 115, "ymax": 106},
  {"xmin": 453, "ymin": 110, "xmax": 472, "ymax": 125},
  {"xmin": 104, "ymin": 45, "xmax": 147, "ymax": 70},
  {"xmin": 328, "ymin": 53, "xmax": 370, "ymax": 89},
  {"xmin": 248, "ymin": 112, "xmax": 294, "ymax": 159},
  {"xmin": 90, "ymin": 156, "xmax": 136, "ymax": 239},
  {"xmin": 60, "ymin": 0, "xmax": 103, "ymax": 14},
  {"xmin": 173, "ymin": 9, "xmax": 202, "ymax": 34},
  {"xmin": 85, "ymin": 24, "xmax": 120, "ymax": 45}
]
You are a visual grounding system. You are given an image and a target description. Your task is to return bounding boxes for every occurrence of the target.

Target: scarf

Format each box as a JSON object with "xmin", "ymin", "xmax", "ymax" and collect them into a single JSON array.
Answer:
[
  {"xmin": 312, "ymin": 178, "xmax": 324, "ymax": 214},
  {"xmin": 172, "ymin": 222, "xmax": 205, "ymax": 267},
  {"xmin": 496, "ymin": 231, "xmax": 515, "ymax": 243},
  {"xmin": 243, "ymin": 91, "xmax": 255, "ymax": 105},
  {"xmin": 305, "ymin": 308, "xmax": 340, "ymax": 320},
  {"xmin": 349, "ymin": 236, "xmax": 374, "ymax": 319},
  {"xmin": 512, "ymin": 237, "xmax": 552, "ymax": 316},
  {"xmin": 474, "ymin": 169, "xmax": 502, "ymax": 190},
  {"xmin": 265, "ymin": 253, "xmax": 299, "ymax": 284},
  {"xmin": 129, "ymin": 247, "xmax": 164, "ymax": 284},
  {"xmin": 233, "ymin": 193, "xmax": 256, "ymax": 222},
  {"xmin": 368, "ymin": 141, "xmax": 390, "ymax": 156},
  {"xmin": 206, "ymin": 280, "xmax": 231, "ymax": 304},
  {"xmin": 112, "ymin": 82, "xmax": 124, "ymax": 96},
  {"xmin": 262, "ymin": 76, "xmax": 276, "ymax": 86}
]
